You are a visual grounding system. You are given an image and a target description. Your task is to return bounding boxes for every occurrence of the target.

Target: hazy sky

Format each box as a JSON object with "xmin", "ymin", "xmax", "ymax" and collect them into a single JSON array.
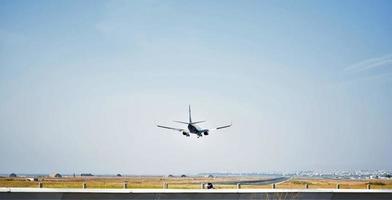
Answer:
[{"xmin": 1, "ymin": 0, "xmax": 392, "ymax": 175}]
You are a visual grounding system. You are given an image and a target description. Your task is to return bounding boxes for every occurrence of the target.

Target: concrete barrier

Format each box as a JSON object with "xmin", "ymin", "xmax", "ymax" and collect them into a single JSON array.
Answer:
[{"xmin": 1, "ymin": 188, "xmax": 392, "ymax": 200}]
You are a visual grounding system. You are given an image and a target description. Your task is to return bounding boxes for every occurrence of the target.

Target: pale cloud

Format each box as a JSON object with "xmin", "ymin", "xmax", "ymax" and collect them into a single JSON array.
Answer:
[{"xmin": 344, "ymin": 54, "xmax": 392, "ymax": 72}]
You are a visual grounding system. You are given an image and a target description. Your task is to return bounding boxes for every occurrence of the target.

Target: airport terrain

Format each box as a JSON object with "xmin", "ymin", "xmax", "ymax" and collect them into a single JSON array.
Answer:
[{"xmin": 1, "ymin": 176, "xmax": 392, "ymax": 189}]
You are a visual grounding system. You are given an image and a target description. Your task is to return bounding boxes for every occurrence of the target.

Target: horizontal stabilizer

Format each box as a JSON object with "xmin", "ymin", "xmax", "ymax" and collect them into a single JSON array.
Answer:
[
  {"xmin": 190, "ymin": 120, "xmax": 206, "ymax": 125},
  {"xmin": 173, "ymin": 120, "xmax": 189, "ymax": 124}
]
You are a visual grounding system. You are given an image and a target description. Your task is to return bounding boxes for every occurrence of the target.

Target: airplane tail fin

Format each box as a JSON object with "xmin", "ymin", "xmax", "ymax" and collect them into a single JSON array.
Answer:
[{"xmin": 189, "ymin": 105, "xmax": 192, "ymax": 123}]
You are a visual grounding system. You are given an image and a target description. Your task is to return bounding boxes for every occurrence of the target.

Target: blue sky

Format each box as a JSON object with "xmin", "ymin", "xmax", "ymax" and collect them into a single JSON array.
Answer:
[{"xmin": 1, "ymin": 0, "xmax": 391, "ymax": 174}]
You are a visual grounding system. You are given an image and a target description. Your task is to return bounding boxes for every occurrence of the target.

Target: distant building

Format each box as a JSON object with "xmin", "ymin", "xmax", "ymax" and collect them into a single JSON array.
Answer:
[
  {"xmin": 180, "ymin": 174, "xmax": 186, "ymax": 177},
  {"xmin": 9, "ymin": 173, "xmax": 17, "ymax": 178},
  {"xmin": 50, "ymin": 173, "xmax": 62, "ymax": 178},
  {"xmin": 168, "ymin": 174, "xmax": 174, "ymax": 177},
  {"xmin": 116, "ymin": 174, "xmax": 122, "ymax": 177},
  {"xmin": 81, "ymin": 173, "xmax": 94, "ymax": 177},
  {"xmin": 370, "ymin": 175, "xmax": 379, "ymax": 179},
  {"xmin": 207, "ymin": 174, "xmax": 214, "ymax": 178}
]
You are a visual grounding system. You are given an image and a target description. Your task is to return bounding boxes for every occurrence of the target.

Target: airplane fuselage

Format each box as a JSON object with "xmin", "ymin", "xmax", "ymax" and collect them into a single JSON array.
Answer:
[{"xmin": 188, "ymin": 124, "xmax": 207, "ymax": 137}]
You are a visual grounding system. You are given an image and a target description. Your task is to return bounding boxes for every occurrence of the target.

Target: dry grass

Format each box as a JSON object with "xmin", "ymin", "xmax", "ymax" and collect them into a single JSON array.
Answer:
[
  {"xmin": 0, "ymin": 176, "xmax": 237, "ymax": 189},
  {"xmin": 1, "ymin": 176, "xmax": 392, "ymax": 189},
  {"xmin": 280, "ymin": 178, "xmax": 392, "ymax": 189}
]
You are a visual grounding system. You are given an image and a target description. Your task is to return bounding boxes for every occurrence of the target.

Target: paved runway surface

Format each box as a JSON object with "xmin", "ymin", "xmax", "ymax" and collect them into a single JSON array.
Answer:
[
  {"xmin": 1, "ymin": 188, "xmax": 392, "ymax": 199},
  {"xmin": 216, "ymin": 176, "xmax": 290, "ymax": 185}
]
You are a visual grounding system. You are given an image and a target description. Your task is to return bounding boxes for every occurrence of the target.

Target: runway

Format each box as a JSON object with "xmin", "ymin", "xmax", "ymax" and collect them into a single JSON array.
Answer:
[
  {"xmin": 1, "ymin": 188, "xmax": 392, "ymax": 200},
  {"xmin": 216, "ymin": 176, "xmax": 291, "ymax": 185}
]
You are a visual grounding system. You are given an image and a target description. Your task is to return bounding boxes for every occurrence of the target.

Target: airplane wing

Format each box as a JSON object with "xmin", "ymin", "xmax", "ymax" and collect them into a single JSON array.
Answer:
[
  {"xmin": 157, "ymin": 125, "xmax": 185, "ymax": 132},
  {"xmin": 207, "ymin": 123, "xmax": 232, "ymax": 132},
  {"xmin": 216, "ymin": 123, "xmax": 232, "ymax": 130}
]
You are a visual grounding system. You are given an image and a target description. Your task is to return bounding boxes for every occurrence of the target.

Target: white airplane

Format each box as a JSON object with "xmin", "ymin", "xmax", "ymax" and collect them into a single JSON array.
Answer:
[{"xmin": 157, "ymin": 105, "xmax": 232, "ymax": 138}]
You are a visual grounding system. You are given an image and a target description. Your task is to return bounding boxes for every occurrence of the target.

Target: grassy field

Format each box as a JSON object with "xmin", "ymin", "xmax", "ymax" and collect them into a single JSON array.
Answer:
[
  {"xmin": 0, "ymin": 176, "xmax": 246, "ymax": 189},
  {"xmin": 1, "ymin": 176, "xmax": 392, "ymax": 189},
  {"xmin": 278, "ymin": 178, "xmax": 392, "ymax": 190}
]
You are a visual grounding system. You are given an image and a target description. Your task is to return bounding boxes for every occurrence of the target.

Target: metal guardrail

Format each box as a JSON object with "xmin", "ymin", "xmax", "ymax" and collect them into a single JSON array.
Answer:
[{"xmin": 1, "ymin": 187, "xmax": 392, "ymax": 200}]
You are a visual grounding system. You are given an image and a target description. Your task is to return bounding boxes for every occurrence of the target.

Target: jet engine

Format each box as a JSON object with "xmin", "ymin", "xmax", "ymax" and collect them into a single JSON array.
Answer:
[
  {"xmin": 203, "ymin": 131, "xmax": 209, "ymax": 136},
  {"xmin": 182, "ymin": 131, "xmax": 190, "ymax": 137}
]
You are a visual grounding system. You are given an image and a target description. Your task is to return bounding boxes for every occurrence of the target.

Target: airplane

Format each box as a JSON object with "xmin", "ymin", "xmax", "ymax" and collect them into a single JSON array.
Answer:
[{"xmin": 156, "ymin": 105, "xmax": 232, "ymax": 138}]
